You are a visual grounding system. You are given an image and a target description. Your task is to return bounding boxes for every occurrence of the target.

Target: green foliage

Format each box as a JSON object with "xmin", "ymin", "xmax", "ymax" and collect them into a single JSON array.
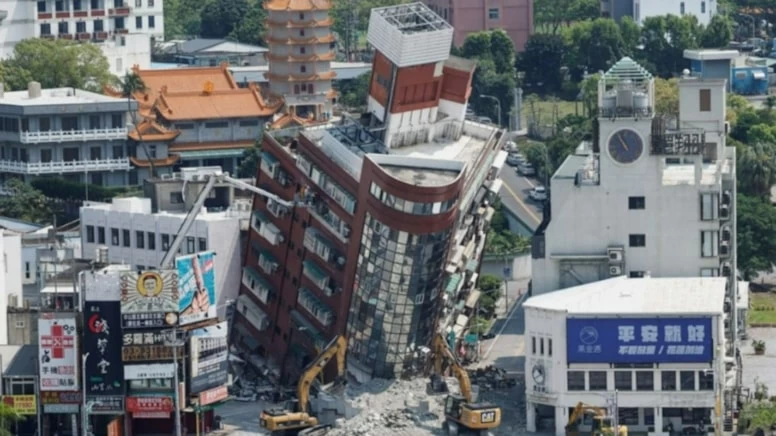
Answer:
[
  {"xmin": 737, "ymin": 194, "xmax": 776, "ymax": 280},
  {"xmin": 460, "ymin": 30, "xmax": 516, "ymax": 127},
  {"xmin": 517, "ymin": 34, "xmax": 566, "ymax": 95},
  {"xmin": 30, "ymin": 177, "xmax": 138, "ymax": 201},
  {"xmin": 469, "ymin": 316, "xmax": 493, "ymax": 335},
  {"xmin": 534, "ymin": 0, "xmax": 598, "ymax": 34},
  {"xmin": 654, "ymin": 78, "xmax": 680, "ymax": 115},
  {"xmin": 163, "ymin": 0, "xmax": 204, "ymax": 38},
  {"xmin": 640, "ymin": 15, "xmax": 700, "ymax": 78},
  {"xmin": 337, "ymin": 73, "xmax": 370, "ymax": 108},
  {"xmin": 0, "ymin": 179, "xmax": 53, "ymax": 224},
  {"xmin": 484, "ymin": 201, "xmax": 531, "ymax": 256},
  {"xmin": 0, "ymin": 401, "xmax": 21, "ymax": 436},
  {"xmin": 701, "ymin": 14, "xmax": 733, "ymax": 48},
  {"xmin": 228, "ymin": 0, "xmax": 267, "ymax": 46},
  {"xmin": 200, "ymin": 0, "xmax": 248, "ymax": 39},
  {"xmin": 478, "ymin": 274, "xmax": 502, "ymax": 293},
  {"xmin": 236, "ymin": 135, "xmax": 264, "ymax": 179},
  {"xmin": 564, "ymin": 18, "xmax": 628, "ymax": 76},
  {"xmin": 0, "ymin": 39, "xmax": 113, "ymax": 91},
  {"xmin": 739, "ymin": 400, "xmax": 776, "ymax": 433}
]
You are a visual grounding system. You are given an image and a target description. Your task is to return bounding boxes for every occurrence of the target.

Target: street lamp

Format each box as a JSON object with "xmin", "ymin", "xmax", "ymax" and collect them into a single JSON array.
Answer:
[
  {"xmin": 163, "ymin": 329, "xmax": 186, "ymax": 436},
  {"xmin": 480, "ymin": 94, "xmax": 502, "ymax": 128}
]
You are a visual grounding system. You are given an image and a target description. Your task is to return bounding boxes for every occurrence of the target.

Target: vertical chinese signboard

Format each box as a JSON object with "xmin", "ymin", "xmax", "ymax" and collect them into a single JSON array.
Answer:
[
  {"xmin": 120, "ymin": 270, "xmax": 180, "ymax": 328},
  {"xmin": 566, "ymin": 317, "xmax": 713, "ymax": 363},
  {"xmin": 83, "ymin": 300, "xmax": 125, "ymax": 412},
  {"xmin": 39, "ymin": 318, "xmax": 78, "ymax": 391},
  {"xmin": 177, "ymin": 252, "xmax": 217, "ymax": 326},
  {"xmin": 188, "ymin": 321, "xmax": 228, "ymax": 395}
]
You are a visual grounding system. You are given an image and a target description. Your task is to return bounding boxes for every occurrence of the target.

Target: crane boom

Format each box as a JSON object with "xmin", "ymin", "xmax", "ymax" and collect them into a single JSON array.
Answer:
[{"xmin": 159, "ymin": 171, "xmax": 303, "ymax": 268}]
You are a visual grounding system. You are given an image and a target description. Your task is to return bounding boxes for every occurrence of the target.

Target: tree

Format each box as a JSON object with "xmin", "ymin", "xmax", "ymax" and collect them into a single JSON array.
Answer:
[
  {"xmin": 534, "ymin": 0, "xmax": 596, "ymax": 34},
  {"xmin": 0, "ymin": 401, "xmax": 21, "ymax": 436},
  {"xmin": 641, "ymin": 15, "xmax": 701, "ymax": 77},
  {"xmin": 701, "ymin": 14, "xmax": 733, "ymax": 48},
  {"xmin": 163, "ymin": 0, "xmax": 205, "ymax": 38},
  {"xmin": 740, "ymin": 400, "xmax": 776, "ymax": 433},
  {"xmin": 737, "ymin": 142, "xmax": 776, "ymax": 198},
  {"xmin": 120, "ymin": 72, "xmax": 157, "ymax": 179},
  {"xmin": 564, "ymin": 19, "xmax": 628, "ymax": 77},
  {"xmin": 337, "ymin": 73, "xmax": 370, "ymax": 108},
  {"xmin": 237, "ymin": 135, "xmax": 263, "ymax": 178},
  {"xmin": 517, "ymin": 34, "xmax": 565, "ymax": 94},
  {"xmin": 0, "ymin": 39, "xmax": 113, "ymax": 92},
  {"xmin": 228, "ymin": 0, "xmax": 266, "ymax": 45},
  {"xmin": 653, "ymin": 77, "xmax": 680, "ymax": 115},
  {"xmin": 0, "ymin": 179, "xmax": 52, "ymax": 224},
  {"xmin": 200, "ymin": 0, "xmax": 249, "ymax": 39},
  {"xmin": 460, "ymin": 30, "xmax": 517, "ymax": 127},
  {"xmin": 737, "ymin": 194, "xmax": 776, "ymax": 281},
  {"xmin": 618, "ymin": 17, "xmax": 641, "ymax": 51},
  {"xmin": 478, "ymin": 274, "xmax": 502, "ymax": 293}
]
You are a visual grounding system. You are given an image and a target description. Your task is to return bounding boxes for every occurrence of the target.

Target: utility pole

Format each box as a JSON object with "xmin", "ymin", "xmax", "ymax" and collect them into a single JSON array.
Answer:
[
  {"xmin": 164, "ymin": 329, "xmax": 185, "ymax": 436},
  {"xmin": 82, "ymin": 352, "xmax": 89, "ymax": 436}
]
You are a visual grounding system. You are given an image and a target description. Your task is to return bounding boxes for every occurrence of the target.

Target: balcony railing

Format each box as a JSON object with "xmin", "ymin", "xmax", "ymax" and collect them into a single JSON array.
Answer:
[
  {"xmin": 20, "ymin": 127, "xmax": 127, "ymax": 144},
  {"xmin": 0, "ymin": 157, "xmax": 131, "ymax": 175},
  {"xmin": 284, "ymin": 92, "xmax": 330, "ymax": 106},
  {"xmin": 108, "ymin": 7, "xmax": 130, "ymax": 16},
  {"xmin": 598, "ymin": 106, "xmax": 653, "ymax": 119}
]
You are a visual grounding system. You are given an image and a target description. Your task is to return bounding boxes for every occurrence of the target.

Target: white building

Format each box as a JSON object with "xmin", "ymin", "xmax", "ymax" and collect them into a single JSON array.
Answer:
[
  {"xmin": 532, "ymin": 57, "xmax": 739, "ymax": 337},
  {"xmin": 0, "ymin": 230, "xmax": 22, "ymax": 344},
  {"xmin": 524, "ymin": 276, "xmax": 729, "ymax": 435},
  {"xmin": 604, "ymin": 0, "xmax": 718, "ymax": 26},
  {"xmin": 0, "ymin": 0, "xmax": 162, "ymax": 74},
  {"xmin": 101, "ymin": 33, "xmax": 152, "ymax": 76},
  {"xmin": 79, "ymin": 197, "xmax": 243, "ymax": 318}
]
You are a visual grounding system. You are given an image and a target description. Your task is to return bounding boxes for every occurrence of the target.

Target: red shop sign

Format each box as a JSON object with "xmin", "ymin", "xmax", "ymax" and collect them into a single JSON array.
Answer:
[
  {"xmin": 126, "ymin": 396, "xmax": 173, "ymax": 413},
  {"xmin": 198, "ymin": 386, "xmax": 228, "ymax": 406}
]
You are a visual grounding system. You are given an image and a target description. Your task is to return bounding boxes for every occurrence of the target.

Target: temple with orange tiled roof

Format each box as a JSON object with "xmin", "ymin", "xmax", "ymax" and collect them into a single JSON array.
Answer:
[
  {"xmin": 112, "ymin": 63, "xmax": 284, "ymax": 179},
  {"xmin": 264, "ymin": 0, "xmax": 337, "ymax": 126}
]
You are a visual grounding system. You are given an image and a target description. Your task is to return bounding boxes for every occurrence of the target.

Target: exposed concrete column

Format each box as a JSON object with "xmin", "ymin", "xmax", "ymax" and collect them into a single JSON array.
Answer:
[
  {"xmin": 526, "ymin": 403, "xmax": 537, "ymax": 432},
  {"xmin": 554, "ymin": 406, "xmax": 566, "ymax": 436}
]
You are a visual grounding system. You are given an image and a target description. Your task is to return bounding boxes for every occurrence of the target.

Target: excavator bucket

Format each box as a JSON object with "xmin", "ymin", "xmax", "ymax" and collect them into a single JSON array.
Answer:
[
  {"xmin": 298, "ymin": 424, "xmax": 333, "ymax": 436},
  {"xmin": 320, "ymin": 377, "xmax": 347, "ymax": 396}
]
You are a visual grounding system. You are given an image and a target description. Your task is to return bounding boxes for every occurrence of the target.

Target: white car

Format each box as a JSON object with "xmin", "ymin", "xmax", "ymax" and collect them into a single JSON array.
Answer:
[
  {"xmin": 529, "ymin": 186, "xmax": 548, "ymax": 202},
  {"xmin": 506, "ymin": 154, "xmax": 522, "ymax": 166},
  {"xmin": 518, "ymin": 163, "xmax": 536, "ymax": 176}
]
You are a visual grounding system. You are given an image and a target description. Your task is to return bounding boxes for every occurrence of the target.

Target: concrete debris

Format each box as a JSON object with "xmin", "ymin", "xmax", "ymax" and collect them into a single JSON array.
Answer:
[{"xmin": 467, "ymin": 366, "xmax": 518, "ymax": 391}]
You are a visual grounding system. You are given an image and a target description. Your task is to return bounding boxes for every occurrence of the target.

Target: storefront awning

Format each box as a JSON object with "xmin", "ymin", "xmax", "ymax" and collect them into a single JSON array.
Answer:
[
  {"xmin": 176, "ymin": 149, "xmax": 246, "ymax": 160},
  {"xmin": 465, "ymin": 289, "xmax": 481, "ymax": 309}
]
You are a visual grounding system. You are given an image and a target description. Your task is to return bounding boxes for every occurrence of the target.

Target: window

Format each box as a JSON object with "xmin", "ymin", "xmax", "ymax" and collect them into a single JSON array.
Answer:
[
  {"xmin": 414, "ymin": 293, "xmax": 424, "ymax": 304},
  {"xmin": 122, "ymin": 229, "xmax": 130, "ymax": 247},
  {"xmin": 540, "ymin": 338, "xmax": 544, "ymax": 355},
  {"xmin": 89, "ymin": 115, "xmax": 101, "ymax": 129},
  {"xmin": 147, "ymin": 145, "xmax": 156, "ymax": 158},
  {"xmin": 699, "ymin": 89, "xmax": 711, "ymax": 112},
  {"xmin": 113, "ymin": 145, "xmax": 124, "ymax": 158},
  {"xmin": 74, "ymin": 0, "xmax": 83, "ymax": 9},
  {"xmin": 90, "ymin": 146, "xmax": 102, "ymax": 160},
  {"xmin": 91, "ymin": 0, "xmax": 100, "ymax": 8},
  {"xmin": 161, "ymin": 234, "xmax": 170, "ymax": 250},
  {"xmin": 134, "ymin": 0, "xmax": 140, "ymax": 6},
  {"xmin": 149, "ymin": 16, "xmax": 155, "ymax": 28},
  {"xmin": 299, "ymin": 12, "xmax": 304, "ymax": 19},
  {"xmin": 636, "ymin": 371, "xmax": 654, "ymax": 391},
  {"xmin": 136, "ymin": 231, "xmax": 144, "ymax": 249},
  {"xmin": 680, "ymin": 370, "xmax": 695, "ymax": 391},
  {"xmin": 628, "ymin": 196, "xmax": 645, "ymax": 209},
  {"xmin": 94, "ymin": 20, "xmax": 104, "ymax": 31},
  {"xmin": 58, "ymin": 21, "xmax": 69, "ymax": 34},
  {"xmin": 149, "ymin": 0, "xmax": 154, "ymax": 6},
  {"xmin": 567, "ymin": 371, "xmax": 585, "ymax": 391},
  {"xmin": 25, "ymin": 262, "xmax": 31, "ymax": 279},
  {"xmin": 629, "ymin": 234, "xmax": 646, "ymax": 247},
  {"xmin": 37, "ymin": 1, "xmax": 46, "ymax": 12},
  {"xmin": 701, "ymin": 268, "xmax": 719, "ymax": 277},
  {"xmin": 147, "ymin": 232, "xmax": 156, "ymax": 250},
  {"xmin": 299, "ymin": 29, "xmax": 305, "ymax": 36},
  {"xmin": 15, "ymin": 320, "xmax": 25, "ymax": 328},
  {"xmin": 76, "ymin": 21, "xmax": 86, "ymax": 33},
  {"xmin": 86, "ymin": 225, "xmax": 95, "ymax": 243},
  {"xmin": 488, "ymin": 7, "xmax": 499, "ymax": 19},
  {"xmin": 680, "ymin": 2, "xmax": 685, "ymax": 14},
  {"xmin": 300, "ymin": 65, "xmax": 307, "ymax": 73},
  {"xmin": 204, "ymin": 121, "xmax": 228, "ymax": 128},
  {"xmin": 111, "ymin": 114, "xmax": 124, "ymax": 128},
  {"xmin": 56, "ymin": 0, "xmax": 65, "ymax": 11},
  {"xmin": 111, "ymin": 228, "xmax": 119, "ymax": 246},
  {"xmin": 531, "ymin": 337, "xmax": 536, "ymax": 354},
  {"xmin": 116, "ymin": 58, "xmax": 123, "ymax": 73},
  {"xmin": 619, "ymin": 408, "xmax": 639, "ymax": 426},
  {"xmin": 629, "ymin": 271, "xmax": 645, "ymax": 278},
  {"xmin": 115, "ymin": 17, "xmax": 125, "ymax": 29},
  {"xmin": 700, "ymin": 193, "xmax": 719, "ymax": 220},
  {"xmin": 614, "ymin": 371, "xmax": 632, "ymax": 391},
  {"xmin": 548, "ymin": 339, "xmax": 553, "ymax": 357},
  {"xmin": 40, "ymin": 149, "xmax": 52, "ymax": 163},
  {"xmin": 198, "ymin": 237, "xmax": 207, "ymax": 251},
  {"xmin": 589, "ymin": 371, "xmax": 607, "ymax": 390},
  {"xmin": 701, "ymin": 230, "xmax": 719, "ymax": 257},
  {"xmin": 187, "ymin": 237, "xmax": 195, "ymax": 253},
  {"xmin": 300, "ymin": 46, "xmax": 306, "ymax": 54},
  {"xmin": 62, "ymin": 116, "xmax": 78, "ymax": 131},
  {"xmin": 135, "ymin": 16, "xmax": 142, "ymax": 28},
  {"xmin": 699, "ymin": 371, "xmax": 714, "ymax": 390},
  {"xmin": 239, "ymin": 120, "xmax": 259, "ymax": 127},
  {"xmin": 98, "ymin": 227, "xmax": 105, "ymax": 244},
  {"xmin": 644, "ymin": 407, "xmax": 655, "ymax": 426},
  {"xmin": 701, "ymin": 1, "xmax": 706, "ymax": 13},
  {"xmin": 169, "ymin": 192, "xmax": 183, "ymax": 204},
  {"xmin": 39, "ymin": 117, "xmax": 52, "ymax": 131}
]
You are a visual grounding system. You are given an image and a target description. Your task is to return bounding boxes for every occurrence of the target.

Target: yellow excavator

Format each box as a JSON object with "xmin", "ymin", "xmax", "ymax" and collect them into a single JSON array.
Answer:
[
  {"xmin": 260, "ymin": 335, "xmax": 347, "ymax": 435},
  {"xmin": 430, "ymin": 333, "xmax": 502, "ymax": 436},
  {"xmin": 566, "ymin": 402, "xmax": 628, "ymax": 436}
]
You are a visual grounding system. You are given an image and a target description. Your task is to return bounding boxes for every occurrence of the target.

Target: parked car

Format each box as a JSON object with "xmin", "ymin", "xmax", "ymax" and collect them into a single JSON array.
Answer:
[
  {"xmin": 506, "ymin": 154, "xmax": 522, "ymax": 166},
  {"xmin": 529, "ymin": 186, "xmax": 548, "ymax": 202},
  {"xmin": 518, "ymin": 163, "xmax": 536, "ymax": 176},
  {"xmin": 504, "ymin": 141, "xmax": 518, "ymax": 152},
  {"xmin": 477, "ymin": 116, "xmax": 493, "ymax": 125}
]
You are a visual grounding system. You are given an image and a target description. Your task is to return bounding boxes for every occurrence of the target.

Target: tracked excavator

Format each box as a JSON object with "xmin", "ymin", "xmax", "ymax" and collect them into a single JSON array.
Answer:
[
  {"xmin": 430, "ymin": 333, "xmax": 502, "ymax": 436},
  {"xmin": 566, "ymin": 402, "xmax": 628, "ymax": 436},
  {"xmin": 260, "ymin": 335, "xmax": 347, "ymax": 436}
]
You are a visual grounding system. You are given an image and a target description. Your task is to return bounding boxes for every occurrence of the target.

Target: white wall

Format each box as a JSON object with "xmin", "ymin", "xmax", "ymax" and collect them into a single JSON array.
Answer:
[
  {"xmin": 207, "ymin": 219, "xmax": 241, "ymax": 320},
  {"xmin": 101, "ymin": 33, "xmax": 152, "ymax": 77},
  {"xmin": 0, "ymin": 231, "xmax": 22, "ymax": 344},
  {"xmin": 0, "ymin": 0, "xmax": 35, "ymax": 59},
  {"xmin": 635, "ymin": 0, "xmax": 717, "ymax": 26}
]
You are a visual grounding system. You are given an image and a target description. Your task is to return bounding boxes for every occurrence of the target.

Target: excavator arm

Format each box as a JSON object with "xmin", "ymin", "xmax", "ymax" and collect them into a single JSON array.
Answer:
[
  {"xmin": 296, "ymin": 335, "xmax": 348, "ymax": 414},
  {"xmin": 432, "ymin": 333, "xmax": 473, "ymax": 402},
  {"xmin": 566, "ymin": 402, "xmax": 608, "ymax": 429}
]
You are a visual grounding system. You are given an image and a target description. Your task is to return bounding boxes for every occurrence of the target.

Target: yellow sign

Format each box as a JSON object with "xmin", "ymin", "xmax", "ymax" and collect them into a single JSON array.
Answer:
[
  {"xmin": 2, "ymin": 395, "xmax": 36, "ymax": 415},
  {"xmin": 136, "ymin": 272, "xmax": 164, "ymax": 297},
  {"xmin": 123, "ymin": 345, "xmax": 180, "ymax": 362}
]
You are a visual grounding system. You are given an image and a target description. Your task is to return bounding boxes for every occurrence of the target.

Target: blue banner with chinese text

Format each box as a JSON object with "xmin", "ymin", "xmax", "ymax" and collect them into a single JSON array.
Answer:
[{"xmin": 566, "ymin": 317, "xmax": 713, "ymax": 363}]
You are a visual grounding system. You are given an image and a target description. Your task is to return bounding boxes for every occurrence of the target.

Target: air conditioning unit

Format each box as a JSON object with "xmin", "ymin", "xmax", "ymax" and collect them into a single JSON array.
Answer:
[
  {"xmin": 607, "ymin": 247, "xmax": 624, "ymax": 263},
  {"xmin": 721, "ymin": 226, "xmax": 731, "ymax": 242},
  {"xmin": 343, "ymin": 225, "xmax": 351, "ymax": 238},
  {"xmin": 719, "ymin": 204, "xmax": 730, "ymax": 220},
  {"xmin": 721, "ymin": 190, "xmax": 732, "ymax": 206},
  {"xmin": 720, "ymin": 261, "xmax": 732, "ymax": 277},
  {"xmin": 720, "ymin": 241, "xmax": 730, "ymax": 257},
  {"xmin": 609, "ymin": 265, "xmax": 623, "ymax": 276}
]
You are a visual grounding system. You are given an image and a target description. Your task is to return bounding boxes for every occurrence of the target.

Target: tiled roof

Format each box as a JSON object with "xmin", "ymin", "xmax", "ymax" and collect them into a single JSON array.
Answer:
[
  {"xmin": 170, "ymin": 140, "xmax": 255, "ymax": 152},
  {"xmin": 270, "ymin": 113, "xmax": 313, "ymax": 129},
  {"xmin": 156, "ymin": 84, "xmax": 280, "ymax": 120},
  {"xmin": 265, "ymin": 0, "xmax": 331, "ymax": 11},
  {"xmin": 4, "ymin": 344, "xmax": 37, "ymax": 378},
  {"xmin": 128, "ymin": 119, "xmax": 180, "ymax": 141},
  {"xmin": 133, "ymin": 63, "xmax": 238, "ymax": 95},
  {"xmin": 130, "ymin": 155, "xmax": 181, "ymax": 168}
]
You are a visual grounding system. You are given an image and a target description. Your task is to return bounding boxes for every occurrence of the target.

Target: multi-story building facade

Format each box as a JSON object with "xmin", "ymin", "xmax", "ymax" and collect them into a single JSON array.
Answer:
[
  {"xmin": 79, "ymin": 196, "xmax": 244, "ymax": 318},
  {"xmin": 0, "ymin": 0, "xmax": 163, "ymax": 73},
  {"xmin": 232, "ymin": 2, "xmax": 505, "ymax": 382},
  {"xmin": 113, "ymin": 64, "xmax": 283, "ymax": 181},
  {"xmin": 0, "ymin": 82, "xmax": 134, "ymax": 186},
  {"xmin": 423, "ymin": 0, "xmax": 533, "ymax": 51},
  {"xmin": 531, "ymin": 57, "xmax": 741, "ymax": 394},
  {"xmin": 602, "ymin": 0, "xmax": 718, "ymax": 26},
  {"xmin": 264, "ymin": 0, "xmax": 336, "ymax": 124}
]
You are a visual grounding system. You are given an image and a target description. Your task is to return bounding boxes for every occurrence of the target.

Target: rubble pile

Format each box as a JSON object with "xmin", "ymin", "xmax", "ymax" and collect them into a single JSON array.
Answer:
[{"xmin": 467, "ymin": 366, "xmax": 518, "ymax": 391}]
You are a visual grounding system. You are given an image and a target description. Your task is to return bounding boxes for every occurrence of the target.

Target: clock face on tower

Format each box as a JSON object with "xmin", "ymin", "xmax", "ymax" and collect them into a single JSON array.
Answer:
[{"xmin": 608, "ymin": 128, "xmax": 644, "ymax": 164}]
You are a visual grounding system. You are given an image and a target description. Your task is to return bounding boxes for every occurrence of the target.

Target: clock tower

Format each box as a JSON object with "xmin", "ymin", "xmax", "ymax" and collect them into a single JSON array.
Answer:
[{"xmin": 595, "ymin": 57, "xmax": 657, "ymax": 180}]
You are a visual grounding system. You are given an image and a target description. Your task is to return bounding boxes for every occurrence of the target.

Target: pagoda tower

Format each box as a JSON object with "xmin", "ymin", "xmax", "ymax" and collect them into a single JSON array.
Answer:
[{"xmin": 265, "ymin": 0, "xmax": 337, "ymax": 122}]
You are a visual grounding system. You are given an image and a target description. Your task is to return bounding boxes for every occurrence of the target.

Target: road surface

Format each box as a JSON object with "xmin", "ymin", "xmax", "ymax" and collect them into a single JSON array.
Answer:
[{"xmin": 498, "ymin": 164, "xmax": 543, "ymax": 231}]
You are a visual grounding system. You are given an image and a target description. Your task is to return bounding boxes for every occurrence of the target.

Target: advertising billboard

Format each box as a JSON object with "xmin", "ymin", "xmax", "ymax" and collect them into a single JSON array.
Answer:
[
  {"xmin": 120, "ymin": 270, "xmax": 179, "ymax": 329},
  {"xmin": 84, "ymin": 301, "xmax": 124, "ymax": 396},
  {"xmin": 566, "ymin": 317, "xmax": 713, "ymax": 363},
  {"xmin": 38, "ymin": 317, "xmax": 79, "ymax": 391},
  {"xmin": 126, "ymin": 397, "xmax": 173, "ymax": 419},
  {"xmin": 177, "ymin": 252, "xmax": 217, "ymax": 326},
  {"xmin": 1, "ymin": 395, "xmax": 36, "ymax": 415},
  {"xmin": 188, "ymin": 321, "xmax": 228, "ymax": 395}
]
